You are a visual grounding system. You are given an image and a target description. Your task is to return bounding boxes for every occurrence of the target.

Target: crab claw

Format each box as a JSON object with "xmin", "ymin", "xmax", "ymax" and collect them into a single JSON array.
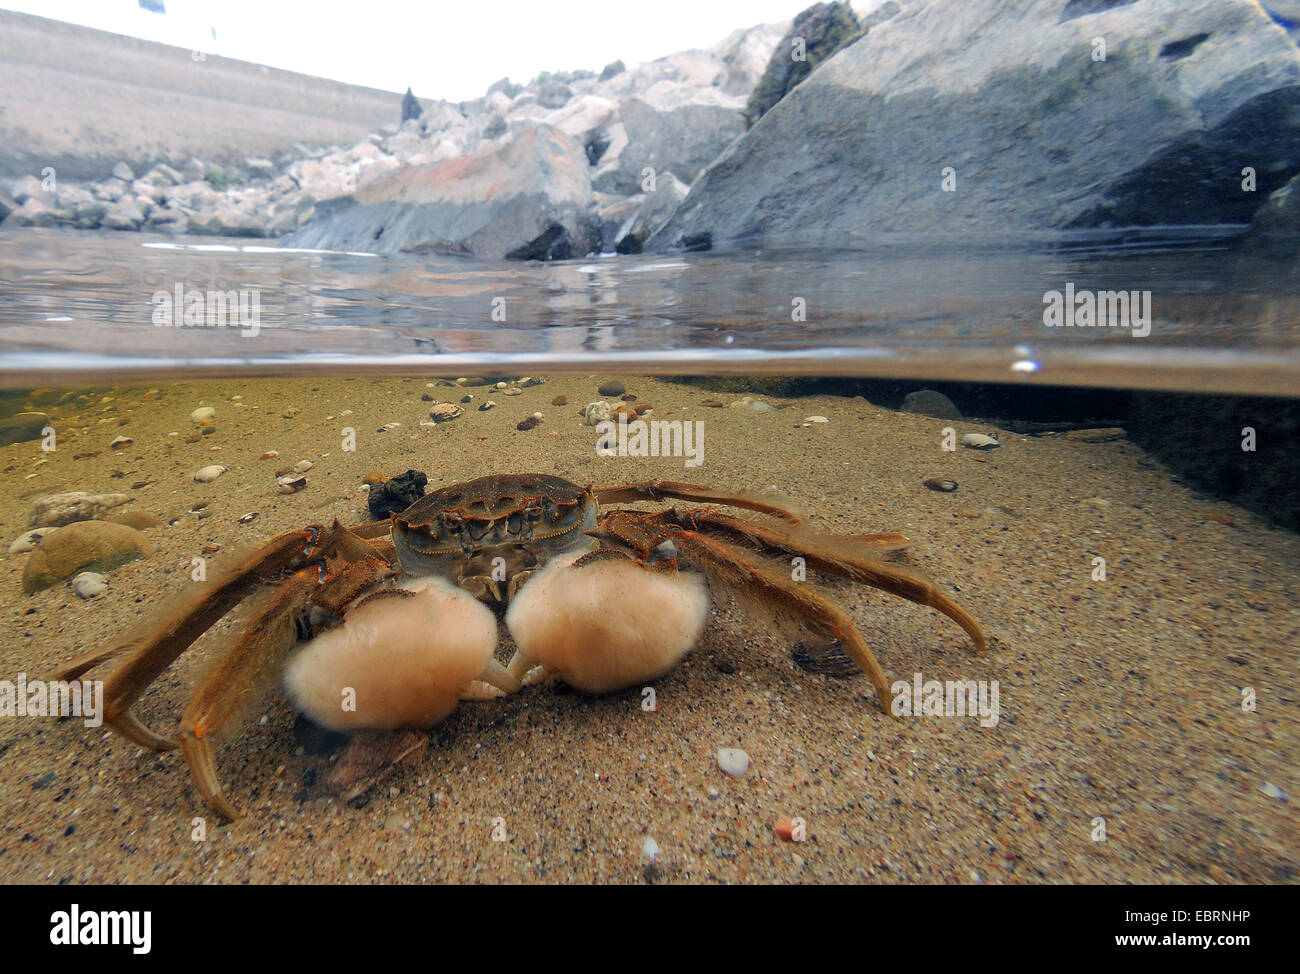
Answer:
[
  {"xmin": 284, "ymin": 576, "xmax": 497, "ymax": 731},
  {"xmin": 504, "ymin": 549, "xmax": 709, "ymax": 694}
]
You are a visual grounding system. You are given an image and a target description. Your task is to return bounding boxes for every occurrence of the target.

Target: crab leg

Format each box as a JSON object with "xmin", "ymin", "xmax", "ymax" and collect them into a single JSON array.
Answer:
[
  {"xmin": 594, "ymin": 479, "xmax": 804, "ymax": 524},
  {"xmin": 52, "ymin": 528, "xmax": 327, "ymax": 750},
  {"xmin": 666, "ymin": 528, "xmax": 897, "ymax": 712},
  {"xmin": 680, "ymin": 510, "xmax": 987, "ymax": 653}
]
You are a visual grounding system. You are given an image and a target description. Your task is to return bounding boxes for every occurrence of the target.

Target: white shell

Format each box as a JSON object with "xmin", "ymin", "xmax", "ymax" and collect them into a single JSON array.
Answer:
[
  {"xmin": 190, "ymin": 407, "xmax": 216, "ymax": 423},
  {"xmin": 960, "ymin": 433, "xmax": 1000, "ymax": 449},
  {"xmin": 193, "ymin": 465, "xmax": 229, "ymax": 483}
]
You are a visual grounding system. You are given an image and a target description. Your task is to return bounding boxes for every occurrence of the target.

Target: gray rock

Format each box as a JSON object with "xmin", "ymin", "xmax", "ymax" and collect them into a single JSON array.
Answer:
[
  {"xmin": 615, "ymin": 171, "xmax": 689, "ymax": 254},
  {"xmin": 537, "ymin": 81, "xmax": 573, "ymax": 109},
  {"xmin": 101, "ymin": 197, "xmax": 145, "ymax": 230},
  {"xmin": 1, "ymin": 197, "xmax": 56, "ymax": 228},
  {"xmin": 22, "ymin": 521, "xmax": 151, "ymax": 594},
  {"xmin": 650, "ymin": 0, "xmax": 1300, "ymax": 249},
  {"xmin": 593, "ymin": 97, "xmax": 745, "ymax": 195},
  {"xmin": 282, "ymin": 125, "xmax": 598, "ymax": 259},
  {"xmin": 111, "ymin": 161, "xmax": 135, "ymax": 182},
  {"xmin": 1249, "ymin": 172, "xmax": 1300, "ymax": 238},
  {"xmin": 599, "ymin": 59, "xmax": 626, "ymax": 81},
  {"xmin": 901, "ymin": 389, "xmax": 962, "ymax": 420}
]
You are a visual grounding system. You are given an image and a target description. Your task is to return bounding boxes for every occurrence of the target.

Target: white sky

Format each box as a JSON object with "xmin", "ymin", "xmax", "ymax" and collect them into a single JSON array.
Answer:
[{"xmin": 1, "ymin": 0, "xmax": 807, "ymax": 101}]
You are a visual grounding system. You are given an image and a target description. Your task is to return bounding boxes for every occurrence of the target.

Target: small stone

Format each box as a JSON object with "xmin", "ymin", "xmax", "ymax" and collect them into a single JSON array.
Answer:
[
  {"xmin": 716, "ymin": 747, "xmax": 750, "ymax": 777},
  {"xmin": 460, "ymin": 395, "xmax": 473, "ymax": 404},
  {"xmin": 429, "ymin": 403, "xmax": 463, "ymax": 423},
  {"xmin": 598, "ymin": 380, "xmax": 625, "ymax": 396},
  {"xmin": 642, "ymin": 836, "xmax": 660, "ymax": 860},
  {"xmin": 282, "ymin": 407, "xmax": 300, "ymax": 419},
  {"xmin": 960, "ymin": 433, "xmax": 1000, "ymax": 450},
  {"xmin": 923, "ymin": 477, "xmax": 959, "ymax": 492},
  {"xmin": 1260, "ymin": 781, "xmax": 1287, "ymax": 801},
  {"xmin": 71, "ymin": 572, "xmax": 109, "ymax": 599},
  {"xmin": 582, "ymin": 401, "xmax": 612, "ymax": 425},
  {"xmin": 551, "ymin": 395, "xmax": 567, "ymax": 406},
  {"xmin": 109, "ymin": 435, "xmax": 133, "ymax": 450},
  {"xmin": 193, "ymin": 465, "xmax": 229, "ymax": 483},
  {"xmin": 516, "ymin": 416, "xmax": 539, "ymax": 431},
  {"xmin": 260, "ymin": 451, "xmax": 279, "ymax": 460},
  {"xmin": 190, "ymin": 407, "xmax": 216, "ymax": 423},
  {"xmin": 495, "ymin": 381, "xmax": 507, "ymax": 389},
  {"xmin": 201, "ymin": 543, "xmax": 221, "ymax": 555},
  {"xmin": 292, "ymin": 460, "xmax": 313, "ymax": 473}
]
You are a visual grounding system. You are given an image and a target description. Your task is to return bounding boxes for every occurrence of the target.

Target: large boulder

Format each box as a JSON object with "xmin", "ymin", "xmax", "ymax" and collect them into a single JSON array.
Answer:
[
  {"xmin": 591, "ymin": 94, "xmax": 745, "ymax": 195},
  {"xmin": 281, "ymin": 124, "xmax": 598, "ymax": 258},
  {"xmin": 650, "ymin": 0, "xmax": 1300, "ymax": 250},
  {"xmin": 615, "ymin": 171, "xmax": 690, "ymax": 254}
]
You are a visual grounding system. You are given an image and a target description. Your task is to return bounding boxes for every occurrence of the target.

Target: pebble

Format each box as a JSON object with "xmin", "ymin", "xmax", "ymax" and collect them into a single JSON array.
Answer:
[
  {"xmin": 459, "ymin": 395, "xmax": 473, "ymax": 404},
  {"xmin": 551, "ymin": 395, "xmax": 567, "ymax": 406},
  {"xmin": 516, "ymin": 416, "xmax": 539, "ymax": 431},
  {"xmin": 582, "ymin": 401, "xmax": 611, "ymax": 425},
  {"xmin": 716, "ymin": 747, "xmax": 750, "ymax": 777},
  {"xmin": 9, "ymin": 527, "xmax": 58, "ymax": 555},
  {"xmin": 282, "ymin": 407, "xmax": 300, "ymax": 419},
  {"xmin": 190, "ymin": 407, "xmax": 216, "ymax": 423},
  {"xmin": 923, "ymin": 477, "xmax": 959, "ymax": 492},
  {"xmin": 495, "ymin": 381, "xmax": 507, "ymax": 390},
  {"xmin": 1260, "ymin": 781, "xmax": 1287, "ymax": 801},
  {"xmin": 641, "ymin": 837, "xmax": 660, "ymax": 860},
  {"xmin": 598, "ymin": 380, "xmax": 625, "ymax": 396},
  {"xmin": 429, "ymin": 403, "xmax": 463, "ymax": 423},
  {"xmin": 71, "ymin": 572, "xmax": 109, "ymax": 599},
  {"xmin": 292, "ymin": 460, "xmax": 313, "ymax": 473},
  {"xmin": 31, "ymin": 491, "xmax": 131, "ymax": 527},
  {"xmin": 521, "ymin": 377, "xmax": 545, "ymax": 388},
  {"xmin": 960, "ymin": 433, "xmax": 1000, "ymax": 449},
  {"xmin": 193, "ymin": 465, "xmax": 229, "ymax": 483},
  {"xmin": 260, "ymin": 451, "xmax": 279, "ymax": 460},
  {"xmin": 109, "ymin": 435, "xmax": 133, "ymax": 449}
]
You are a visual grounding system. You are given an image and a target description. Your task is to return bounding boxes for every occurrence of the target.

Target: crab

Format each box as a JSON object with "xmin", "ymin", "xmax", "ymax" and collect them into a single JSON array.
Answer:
[{"xmin": 52, "ymin": 473, "xmax": 987, "ymax": 820}]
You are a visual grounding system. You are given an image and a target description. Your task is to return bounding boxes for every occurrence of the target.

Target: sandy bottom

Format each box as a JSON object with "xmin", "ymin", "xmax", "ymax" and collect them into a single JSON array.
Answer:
[{"xmin": 0, "ymin": 375, "xmax": 1296, "ymax": 884}]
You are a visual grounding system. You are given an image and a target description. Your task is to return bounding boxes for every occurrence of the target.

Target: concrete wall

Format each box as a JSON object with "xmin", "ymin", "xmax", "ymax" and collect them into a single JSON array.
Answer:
[{"xmin": 0, "ymin": 10, "xmax": 419, "ymax": 182}]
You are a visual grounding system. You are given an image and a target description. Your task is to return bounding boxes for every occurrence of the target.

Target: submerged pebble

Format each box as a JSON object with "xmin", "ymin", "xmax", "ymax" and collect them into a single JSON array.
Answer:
[
  {"xmin": 598, "ymin": 380, "xmax": 625, "ymax": 396},
  {"xmin": 716, "ymin": 747, "xmax": 750, "ymax": 777},
  {"xmin": 582, "ymin": 401, "xmax": 612, "ymax": 425},
  {"xmin": 190, "ymin": 407, "xmax": 216, "ymax": 423},
  {"xmin": 551, "ymin": 395, "xmax": 567, "ymax": 406},
  {"xmin": 71, "ymin": 571, "xmax": 108, "ymax": 599}
]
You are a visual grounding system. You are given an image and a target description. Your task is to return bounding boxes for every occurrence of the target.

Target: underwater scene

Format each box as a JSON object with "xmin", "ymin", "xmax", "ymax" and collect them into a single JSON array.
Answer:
[{"xmin": 0, "ymin": 0, "xmax": 1297, "ymax": 890}]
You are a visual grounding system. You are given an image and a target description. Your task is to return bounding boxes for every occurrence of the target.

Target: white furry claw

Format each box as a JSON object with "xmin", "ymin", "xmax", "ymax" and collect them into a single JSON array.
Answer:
[
  {"xmin": 284, "ymin": 576, "xmax": 498, "ymax": 731},
  {"xmin": 504, "ymin": 549, "xmax": 709, "ymax": 694}
]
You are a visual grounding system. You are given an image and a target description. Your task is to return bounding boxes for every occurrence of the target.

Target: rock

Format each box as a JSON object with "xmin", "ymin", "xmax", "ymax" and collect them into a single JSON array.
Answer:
[
  {"xmin": 108, "ymin": 511, "xmax": 160, "ymax": 530},
  {"xmin": 923, "ymin": 477, "xmax": 959, "ymax": 493},
  {"xmin": 368, "ymin": 469, "xmax": 428, "ymax": 520},
  {"xmin": 745, "ymin": 2, "xmax": 864, "ymax": 126},
  {"xmin": 429, "ymin": 402, "xmax": 463, "ymax": 422},
  {"xmin": 582, "ymin": 401, "xmax": 612, "ymax": 425},
  {"xmin": 537, "ymin": 81, "xmax": 573, "ymax": 109},
  {"xmin": 0, "ymin": 411, "xmax": 49, "ymax": 445},
  {"xmin": 22, "ymin": 521, "xmax": 151, "ymax": 593},
  {"xmin": 600, "ymin": 60, "xmax": 626, "ymax": 82},
  {"xmin": 716, "ymin": 747, "xmax": 750, "ymax": 777},
  {"xmin": 615, "ymin": 171, "xmax": 689, "ymax": 254},
  {"xmin": 597, "ymin": 379, "xmax": 626, "ymax": 396},
  {"xmin": 551, "ymin": 395, "xmax": 568, "ymax": 406},
  {"xmin": 402, "ymin": 87, "xmax": 421, "ymax": 124},
  {"xmin": 901, "ymin": 390, "xmax": 962, "ymax": 420},
  {"xmin": 479, "ymin": 400, "xmax": 497, "ymax": 411},
  {"xmin": 650, "ymin": 0, "xmax": 1300, "ymax": 249},
  {"xmin": 30, "ymin": 491, "xmax": 131, "ymax": 527},
  {"xmin": 193, "ymin": 464, "xmax": 230, "ymax": 483},
  {"xmin": 592, "ymin": 97, "xmax": 746, "ymax": 196},
  {"xmin": 8, "ymin": 527, "xmax": 58, "ymax": 555},
  {"xmin": 101, "ymin": 197, "xmax": 145, "ymax": 231},
  {"xmin": 111, "ymin": 162, "xmax": 135, "ymax": 182},
  {"xmin": 1249, "ymin": 171, "xmax": 1300, "ymax": 239},
  {"xmin": 71, "ymin": 572, "xmax": 109, "ymax": 599},
  {"xmin": 282, "ymin": 124, "xmax": 598, "ymax": 260}
]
